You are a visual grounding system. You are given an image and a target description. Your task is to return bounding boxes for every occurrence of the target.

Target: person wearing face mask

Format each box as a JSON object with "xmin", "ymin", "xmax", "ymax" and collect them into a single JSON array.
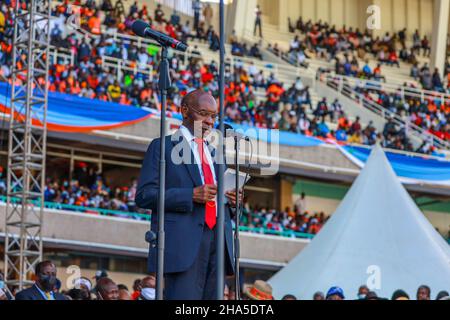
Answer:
[
  {"xmin": 137, "ymin": 275, "xmax": 156, "ymax": 301},
  {"xmin": 15, "ymin": 261, "xmax": 67, "ymax": 300},
  {"xmin": 356, "ymin": 285, "xmax": 369, "ymax": 300}
]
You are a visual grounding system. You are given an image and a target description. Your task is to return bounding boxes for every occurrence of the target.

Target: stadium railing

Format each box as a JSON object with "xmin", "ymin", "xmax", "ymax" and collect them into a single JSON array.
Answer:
[
  {"xmin": 101, "ymin": 55, "xmax": 154, "ymax": 81},
  {"xmin": 323, "ymin": 73, "xmax": 450, "ymax": 105},
  {"xmin": 317, "ymin": 71, "xmax": 450, "ymax": 150},
  {"xmin": 46, "ymin": 45, "xmax": 74, "ymax": 66},
  {"xmin": 82, "ymin": 28, "xmax": 316, "ymax": 87}
]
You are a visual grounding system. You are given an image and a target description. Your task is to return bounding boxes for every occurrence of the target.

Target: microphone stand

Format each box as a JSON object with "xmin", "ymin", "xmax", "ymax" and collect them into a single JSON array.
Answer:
[
  {"xmin": 156, "ymin": 45, "xmax": 171, "ymax": 301},
  {"xmin": 233, "ymin": 135, "xmax": 241, "ymax": 300}
]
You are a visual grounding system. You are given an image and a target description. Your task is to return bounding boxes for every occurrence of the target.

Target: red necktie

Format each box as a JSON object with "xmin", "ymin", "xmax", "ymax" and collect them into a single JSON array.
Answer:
[{"xmin": 195, "ymin": 138, "xmax": 216, "ymax": 229}]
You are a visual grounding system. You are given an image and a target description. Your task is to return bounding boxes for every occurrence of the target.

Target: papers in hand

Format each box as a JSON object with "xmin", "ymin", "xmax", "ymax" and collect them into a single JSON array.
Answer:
[{"xmin": 224, "ymin": 169, "xmax": 250, "ymax": 192}]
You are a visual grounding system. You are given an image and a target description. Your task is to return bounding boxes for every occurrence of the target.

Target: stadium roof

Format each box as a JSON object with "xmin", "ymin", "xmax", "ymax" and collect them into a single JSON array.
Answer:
[{"xmin": 269, "ymin": 145, "xmax": 450, "ymax": 300}]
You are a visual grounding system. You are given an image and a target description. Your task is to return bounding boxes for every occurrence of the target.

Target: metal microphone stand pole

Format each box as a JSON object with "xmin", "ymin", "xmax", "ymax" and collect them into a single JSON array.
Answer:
[
  {"xmin": 156, "ymin": 45, "xmax": 171, "ymax": 301},
  {"xmin": 216, "ymin": 0, "xmax": 226, "ymax": 300},
  {"xmin": 234, "ymin": 135, "xmax": 241, "ymax": 300}
]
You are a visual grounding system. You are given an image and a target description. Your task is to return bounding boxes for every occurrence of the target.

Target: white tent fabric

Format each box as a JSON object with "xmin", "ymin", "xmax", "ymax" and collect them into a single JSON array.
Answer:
[{"xmin": 269, "ymin": 146, "xmax": 450, "ymax": 300}]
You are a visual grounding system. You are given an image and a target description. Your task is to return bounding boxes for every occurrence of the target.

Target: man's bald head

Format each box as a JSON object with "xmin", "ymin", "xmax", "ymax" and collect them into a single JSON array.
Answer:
[
  {"xmin": 180, "ymin": 90, "xmax": 218, "ymax": 137},
  {"xmin": 96, "ymin": 277, "xmax": 119, "ymax": 300},
  {"xmin": 181, "ymin": 90, "xmax": 216, "ymax": 110}
]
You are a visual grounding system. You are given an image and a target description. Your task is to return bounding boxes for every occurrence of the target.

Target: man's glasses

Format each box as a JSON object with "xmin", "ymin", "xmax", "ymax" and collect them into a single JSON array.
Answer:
[{"xmin": 188, "ymin": 105, "xmax": 219, "ymax": 121}]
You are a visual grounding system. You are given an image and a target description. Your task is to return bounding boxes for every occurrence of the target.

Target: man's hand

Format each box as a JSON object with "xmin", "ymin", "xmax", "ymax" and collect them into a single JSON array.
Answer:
[
  {"xmin": 225, "ymin": 189, "xmax": 243, "ymax": 208},
  {"xmin": 193, "ymin": 185, "xmax": 217, "ymax": 204}
]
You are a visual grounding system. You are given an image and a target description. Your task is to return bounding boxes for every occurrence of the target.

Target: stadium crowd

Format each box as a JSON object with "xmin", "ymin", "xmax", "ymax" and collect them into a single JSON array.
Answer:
[
  {"xmin": 0, "ymin": 0, "xmax": 433, "ymax": 154},
  {"xmin": 1, "ymin": 260, "xmax": 449, "ymax": 300},
  {"xmin": 284, "ymin": 17, "xmax": 450, "ymax": 89},
  {"xmin": 278, "ymin": 18, "xmax": 450, "ymax": 150},
  {"xmin": 39, "ymin": 164, "xmax": 327, "ymax": 237},
  {"xmin": 353, "ymin": 81, "xmax": 450, "ymax": 148}
]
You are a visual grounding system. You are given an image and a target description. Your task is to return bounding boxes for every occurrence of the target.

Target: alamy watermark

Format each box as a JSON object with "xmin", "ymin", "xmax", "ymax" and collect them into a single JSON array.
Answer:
[
  {"xmin": 367, "ymin": 5, "xmax": 381, "ymax": 30},
  {"xmin": 170, "ymin": 121, "xmax": 280, "ymax": 177}
]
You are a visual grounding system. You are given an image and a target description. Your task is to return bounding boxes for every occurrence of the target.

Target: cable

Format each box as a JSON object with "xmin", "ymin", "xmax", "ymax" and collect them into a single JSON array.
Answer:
[{"xmin": 239, "ymin": 137, "xmax": 253, "ymax": 220}]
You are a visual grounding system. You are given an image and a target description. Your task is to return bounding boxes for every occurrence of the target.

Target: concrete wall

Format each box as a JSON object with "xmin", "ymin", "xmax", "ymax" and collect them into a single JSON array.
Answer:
[{"xmin": 0, "ymin": 204, "xmax": 309, "ymax": 268}]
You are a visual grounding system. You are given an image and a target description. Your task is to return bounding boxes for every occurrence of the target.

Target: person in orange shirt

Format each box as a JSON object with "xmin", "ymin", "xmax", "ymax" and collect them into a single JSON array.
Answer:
[
  {"xmin": 87, "ymin": 73, "xmax": 99, "ymax": 89},
  {"xmin": 119, "ymin": 93, "xmax": 131, "ymax": 105},
  {"xmin": 71, "ymin": 81, "xmax": 81, "ymax": 95},
  {"xmin": 140, "ymin": 88, "xmax": 151, "ymax": 103},
  {"xmin": 427, "ymin": 100, "xmax": 437, "ymax": 113},
  {"xmin": 88, "ymin": 12, "xmax": 101, "ymax": 35},
  {"xmin": 49, "ymin": 82, "xmax": 56, "ymax": 92},
  {"xmin": 59, "ymin": 80, "xmax": 67, "ymax": 93}
]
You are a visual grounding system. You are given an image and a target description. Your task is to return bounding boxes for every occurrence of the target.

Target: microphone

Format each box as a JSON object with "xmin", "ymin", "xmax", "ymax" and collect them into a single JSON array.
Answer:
[
  {"xmin": 145, "ymin": 231, "xmax": 157, "ymax": 248},
  {"xmin": 131, "ymin": 20, "xmax": 188, "ymax": 52},
  {"xmin": 224, "ymin": 124, "xmax": 250, "ymax": 141}
]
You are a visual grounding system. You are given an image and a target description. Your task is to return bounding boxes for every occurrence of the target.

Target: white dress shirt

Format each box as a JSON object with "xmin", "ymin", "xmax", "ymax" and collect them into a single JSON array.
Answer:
[
  {"xmin": 180, "ymin": 126, "xmax": 218, "ymax": 217},
  {"xmin": 179, "ymin": 126, "xmax": 217, "ymax": 185}
]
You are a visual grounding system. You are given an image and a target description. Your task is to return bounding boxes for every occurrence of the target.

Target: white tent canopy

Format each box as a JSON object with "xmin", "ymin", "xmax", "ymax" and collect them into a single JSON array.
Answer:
[{"xmin": 269, "ymin": 146, "xmax": 450, "ymax": 300}]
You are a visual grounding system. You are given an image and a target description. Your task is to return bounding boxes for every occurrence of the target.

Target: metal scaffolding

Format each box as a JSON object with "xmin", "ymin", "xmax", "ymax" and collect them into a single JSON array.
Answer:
[{"xmin": 4, "ymin": 0, "xmax": 50, "ymax": 290}]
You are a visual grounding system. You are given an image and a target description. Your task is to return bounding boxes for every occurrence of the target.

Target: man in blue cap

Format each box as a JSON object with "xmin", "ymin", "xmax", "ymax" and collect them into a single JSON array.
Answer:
[{"xmin": 326, "ymin": 286, "xmax": 345, "ymax": 300}]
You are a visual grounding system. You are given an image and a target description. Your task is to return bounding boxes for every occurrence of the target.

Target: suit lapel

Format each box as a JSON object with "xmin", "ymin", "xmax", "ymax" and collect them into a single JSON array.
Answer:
[{"xmin": 32, "ymin": 284, "xmax": 45, "ymax": 300}]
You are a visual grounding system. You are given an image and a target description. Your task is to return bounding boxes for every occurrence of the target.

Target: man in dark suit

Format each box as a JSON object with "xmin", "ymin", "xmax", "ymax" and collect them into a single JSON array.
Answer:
[
  {"xmin": 15, "ymin": 261, "xmax": 66, "ymax": 300},
  {"xmin": 136, "ymin": 90, "xmax": 239, "ymax": 300}
]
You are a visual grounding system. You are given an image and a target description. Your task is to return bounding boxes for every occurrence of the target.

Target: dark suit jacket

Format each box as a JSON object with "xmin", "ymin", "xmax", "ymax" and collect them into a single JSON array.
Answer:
[
  {"xmin": 136, "ymin": 130, "xmax": 235, "ymax": 275},
  {"xmin": 15, "ymin": 284, "xmax": 66, "ymax": 300}
]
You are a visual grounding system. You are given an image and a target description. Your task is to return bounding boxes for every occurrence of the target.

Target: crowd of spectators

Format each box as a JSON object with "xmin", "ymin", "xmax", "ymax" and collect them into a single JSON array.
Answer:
[
  {"xmin": 2, "ymin": 261, "xmax": 448, "ymax": 301},
  {"xmin": 1, "ymin": 1, "xmax": 444, "ymax": 154},
  {"xmin": 43, "ymin": 165, "xmax": 141, "ymax": 216},
  {"xmin": 345, "ymin": 78, "xmax": 450, "ymax": 151},
  {"xmin": 241, "ymin": 203, "xmax": 328, "ymax": 236},
  {"xmin": 40, "ymin": 163, "xmax": 329, "ymax": 238},
  {"xmin": 283, "ymin": 17, "xmax": 450, "ymax": 89},
  {"xmin": 274, "ymin": 17, "xmax": 450, "ymax": 152}
]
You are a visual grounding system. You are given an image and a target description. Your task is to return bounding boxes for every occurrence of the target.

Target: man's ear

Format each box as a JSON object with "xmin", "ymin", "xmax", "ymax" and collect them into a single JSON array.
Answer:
[{"xmin": 181, "ymin": 106, "xmax": 188, "ymax": 118}]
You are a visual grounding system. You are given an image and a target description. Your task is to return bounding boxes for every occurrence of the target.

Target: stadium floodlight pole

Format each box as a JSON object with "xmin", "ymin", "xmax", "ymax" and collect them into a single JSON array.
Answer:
[
  {"xmin": 216, "ymin": 0, "xmax": 226, "ymax": 300},
  {"xmin": 156, "ymin": 45, "xmax": 171, "ymax": 301}
]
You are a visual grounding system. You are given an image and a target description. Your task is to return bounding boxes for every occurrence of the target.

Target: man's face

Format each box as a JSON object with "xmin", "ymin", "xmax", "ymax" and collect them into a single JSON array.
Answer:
[
  {"xmin": 37, "ymin": 264, "xmax": 57, "ymax": 291},
  {"xmin": 101, "ymin": 283, "xmax": 119, "ymax": 300},
  {"xmin": 142, "ymin": 276, "xmax": 156, "ymax": 289},
  {"xmin": 119, "ymin": 289, "xmax": 131, "ymax": 300},
  {"xmin": 359, "ymin": 286, "xmax": 369, "ymax": 296},
  {"xmin": 182, "ymin": 95, "xmax": 218, "ymax": 138},
  {"xmin": 417, "ymin": 288, "xmax": 430, "ymax": 300}
]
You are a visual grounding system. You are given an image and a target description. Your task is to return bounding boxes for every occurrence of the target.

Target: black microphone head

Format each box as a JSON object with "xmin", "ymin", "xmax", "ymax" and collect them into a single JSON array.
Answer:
[
  {"xmin": 131, "ymin": 19, "xmax": 149, "ymax": 37},
  {"xmin": 174, "ymin": 42, "xmax": 188, "ymax": 52},
  {"xmin": 224, "ymin": 123, "xmax": 234, "ymax": 131}
]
